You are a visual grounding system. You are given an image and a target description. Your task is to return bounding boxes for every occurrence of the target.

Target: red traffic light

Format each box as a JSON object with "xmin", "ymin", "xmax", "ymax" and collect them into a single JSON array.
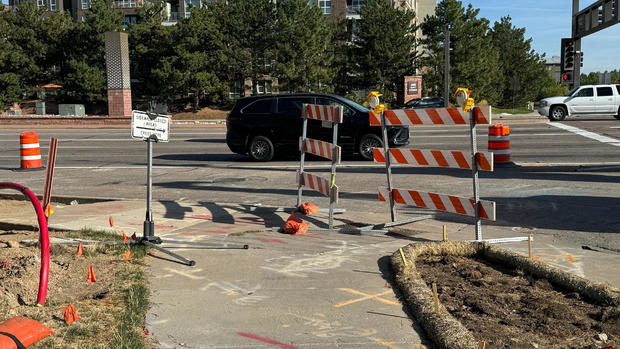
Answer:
[{"xmin": 563, "ymin": 73, "xmax": 572, "ymax": 81}]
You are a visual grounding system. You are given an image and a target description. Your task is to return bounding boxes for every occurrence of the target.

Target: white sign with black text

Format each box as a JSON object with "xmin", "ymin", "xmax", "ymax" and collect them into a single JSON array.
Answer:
[{"xmin": 131, "ymin": 110, "xmax": 170, "ymax": 142}]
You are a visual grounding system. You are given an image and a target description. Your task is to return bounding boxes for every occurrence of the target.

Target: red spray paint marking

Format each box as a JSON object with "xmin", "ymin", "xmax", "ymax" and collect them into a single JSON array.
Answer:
[{"xmin": 236, "ymin": 332, "xmax": 300, "ymax": 349}]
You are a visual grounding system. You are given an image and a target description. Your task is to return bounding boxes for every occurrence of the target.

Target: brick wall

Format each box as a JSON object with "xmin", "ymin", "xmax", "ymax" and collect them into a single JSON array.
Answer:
[{"xmin": 108, "ymin": 89, "xmax": 132, "ymax": 117}]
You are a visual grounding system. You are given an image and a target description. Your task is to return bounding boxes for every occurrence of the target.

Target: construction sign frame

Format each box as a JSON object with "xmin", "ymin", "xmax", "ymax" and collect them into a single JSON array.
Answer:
[
  {"xmin": 297, "ymin": 103, "xmax": 343, "ymax": 231},
  {"xmin": 370, "ymin": 102, "xmax": 495, "ymax": 241}
]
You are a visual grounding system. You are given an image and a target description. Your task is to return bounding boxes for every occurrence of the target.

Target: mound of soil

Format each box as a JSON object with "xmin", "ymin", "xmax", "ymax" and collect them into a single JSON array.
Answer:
[{"xmin": 416, "ymin": 254, "xmax": 619, "ymax": 348}]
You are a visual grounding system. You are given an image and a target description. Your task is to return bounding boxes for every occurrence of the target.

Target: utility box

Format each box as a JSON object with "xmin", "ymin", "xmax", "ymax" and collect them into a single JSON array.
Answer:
[
  {"xmin": 59, "ymin": 104, "xmax": 85, "ymax": 116},
  {"xmin": 7, "ymin": 110, "xmax": 22, "ymax": 116},
  {"xmin": 36, "ymin": 102, "xmax": 46, "ymax": 115}
]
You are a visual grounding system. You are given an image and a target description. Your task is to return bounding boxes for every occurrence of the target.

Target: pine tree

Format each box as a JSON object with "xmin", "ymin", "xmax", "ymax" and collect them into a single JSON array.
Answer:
[
  {"xmin": 213, "ymin": 0, "xmax": 277, "ymax": 95},
  {"xmin": 273, "ymin": 0, "xmax": 335, "ymax": 92},
  {"xmin": 420, "ymin": 0, "xmax": 501, "ymax": 105},
  {"xmin": 62, "ymin": 0, "xmax": 123, "ymax": 104},
  {"xmin": 489, "ymin": 16, "xmax": 548, "ymax": 108},
  {"xmin": 354, "ymin": 0, "xmax": 417, "ymax": 103}
]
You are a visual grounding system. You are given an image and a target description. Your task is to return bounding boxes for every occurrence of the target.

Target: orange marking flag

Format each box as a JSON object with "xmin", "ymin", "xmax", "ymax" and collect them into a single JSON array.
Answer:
[
  {"xmin": 109, "ymin": 216, "xmax": 114, "ymax": 227},
  {"xmin": 87, "ymin": 264, "xmax": 96, "ymax": 284},
  {"xmin": 63, "ymin": 304, "xmax": 79, "ymax": 325},
  {"xmin": 76, "ymin": 242, "xmax": 84, "ymax": 257},
  {"xmin": 122, "ymin": 231, "xmax": 128, "ymax": 244},
  {"xmin": 124, "ymin": 249, "xmax": 131, "ymax": 262}
]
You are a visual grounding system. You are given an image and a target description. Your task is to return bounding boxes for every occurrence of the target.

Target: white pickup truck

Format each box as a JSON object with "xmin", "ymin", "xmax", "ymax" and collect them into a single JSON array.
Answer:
[{"xmin": 538, "ymin": 84, "xmax": 620, "ymax": 121}]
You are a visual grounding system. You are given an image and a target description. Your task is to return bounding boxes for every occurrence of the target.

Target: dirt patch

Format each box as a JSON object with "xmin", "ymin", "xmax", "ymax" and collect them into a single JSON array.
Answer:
[
  {"xmin": 416, "ymin": 254, "xmax": 619, "ymax": 348},
  {"xmin": 0, "ymin": 228, "xmax": 149, "ymax": 347},
  {"xmin": 171, "ymin": 107, "xmax": 229, "ymax": 120}
]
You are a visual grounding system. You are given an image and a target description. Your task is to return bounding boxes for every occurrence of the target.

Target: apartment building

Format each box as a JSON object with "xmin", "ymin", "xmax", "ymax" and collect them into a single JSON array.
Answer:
[{"xmin": 9, "ymin": 0, "xmax": 65, "ymax": 12}]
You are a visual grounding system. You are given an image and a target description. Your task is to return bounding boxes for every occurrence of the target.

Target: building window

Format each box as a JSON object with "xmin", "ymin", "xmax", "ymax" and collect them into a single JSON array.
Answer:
[
  {"xmin": 319, "ymin": 0, "xmax": 331, "ymax": 14},
  {"xmin": 185, "ymin": 0, "xmax": 196, "ymax": 17},
  {"xmin": 308, "ymin": 0, "xmax": 313, "ymax": 6},
  {"xmin": 122, "ymin": 15, "xmax": 137, "ymax": 25},
  {"xmin": 255, "ymin": 80, "xmax": 272, "ymax": 95},
  {"xmin": 37, "ymin": 0, "xmax": 44, "ymax": 8},
  {"xmin": 229, "ymin": 80, "xmax": 243, "ymax": 99},
  {"xmin": 81, "ymin": 0, "xmax": 88, "ymax": 9},
  {"xmin": 81, "ymin": 15, "xmax": 87, "ymax": 22},
  {"xmin": 49, "ymin": 0, "xmax": 57, "ymax": 10}
]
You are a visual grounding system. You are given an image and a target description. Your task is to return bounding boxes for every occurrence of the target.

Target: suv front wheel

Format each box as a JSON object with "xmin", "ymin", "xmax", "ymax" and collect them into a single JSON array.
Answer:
[
  {"xmin": 248, "ymin": 135, "xmax": 274, "ymax": 161},
  {"xmin": 549, "ymin": 106, "xmax": 567, "ymax": 121},
  {"xmin": 358, "ymin": 134, "xmax": 383, "ymax": 161}
]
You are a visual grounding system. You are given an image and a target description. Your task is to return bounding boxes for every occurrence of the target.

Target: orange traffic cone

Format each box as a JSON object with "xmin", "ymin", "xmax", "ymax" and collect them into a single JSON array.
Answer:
[
  {"xmin": 63, "ymin": 304, "xmax": 79, "ymax": 325},
  {"xmin": 124, "ymin": 249, "xmax": 131, "ymax": 262},
  {"xmin": 122, "ymin": 231, "xmax": 128, "ymax": 244},
  {"xmin": 87, "ymin": 264, "xmax": 96, "ymax": 284},
  {"xmin": 76, "ymin": 242, "xmax": 84, "ymax": 257}
]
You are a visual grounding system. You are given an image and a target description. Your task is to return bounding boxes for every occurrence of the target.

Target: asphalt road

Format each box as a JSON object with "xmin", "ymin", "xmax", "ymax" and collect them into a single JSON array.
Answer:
[{"xmin": 1, "ymin": 113, "xmax": 620, "ymax": 251}]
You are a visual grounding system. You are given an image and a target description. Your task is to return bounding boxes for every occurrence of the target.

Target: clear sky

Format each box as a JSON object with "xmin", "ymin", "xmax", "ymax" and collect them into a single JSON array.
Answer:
[{"xmin": 462, "ymin": 0, "xmax": 620, "ymax": 73}]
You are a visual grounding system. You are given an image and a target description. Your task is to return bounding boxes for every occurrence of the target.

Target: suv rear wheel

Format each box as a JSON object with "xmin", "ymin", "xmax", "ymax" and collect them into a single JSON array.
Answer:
[
  {"xmin": 358, "ymin": 134, "xmax": 383, "ymax": 161},
  {"xmin": 248, "ymin": 135, "xmax": 274, "ymax": 161},
  {"xmin": 549, "ymin": 106, "xmax": 567, "ymax": 121},
  {"xmin": 614, "ymin": 106, "xmax": 620, "ymax": 120}
]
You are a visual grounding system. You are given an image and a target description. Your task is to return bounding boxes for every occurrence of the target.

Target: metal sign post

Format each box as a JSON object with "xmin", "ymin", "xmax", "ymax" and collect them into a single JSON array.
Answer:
[
  {"xmin": 130, "ymin": 110, "xmax": 248, "ymax": 266},
  {"xmin": 469, "ymin": 108, "xmax": 482, "ymax": 241},
  {"xmin": 379, "ymin": 110, "xmax": 396, "ymax": 222}
]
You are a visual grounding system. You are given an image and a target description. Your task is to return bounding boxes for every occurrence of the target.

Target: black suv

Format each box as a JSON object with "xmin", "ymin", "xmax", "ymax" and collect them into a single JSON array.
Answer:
[
  {"xmin": 403, "ymin": 97, "xmax": 445, "ymax": 109},
  {"xmin": 226, "ymin": 93, "xmax": 409, "ymax": 161}
]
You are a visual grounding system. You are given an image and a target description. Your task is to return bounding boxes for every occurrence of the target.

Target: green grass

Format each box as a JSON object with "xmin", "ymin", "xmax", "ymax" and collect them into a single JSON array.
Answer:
[
  {"xmin": 492, "ymin": 107, "xmax": 534, "ymax": 114},
  {"xmin": 66, "ymin": 228, "xmax": 122, "ymax": 241},
  {"xmin": 111, "ymin": 283, "xmax": 149, "ymax": 348}
]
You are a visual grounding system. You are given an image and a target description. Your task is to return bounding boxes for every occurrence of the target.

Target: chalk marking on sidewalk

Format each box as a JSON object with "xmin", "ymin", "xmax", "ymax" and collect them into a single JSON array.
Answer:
[
  {"xmin": 549, "ymin": 122, "xmax": 620, "ymax": 146},
  {"xmin": 163, "ymin": 267, "xmax": 205, "ymax": 280},
  {"xmin": 335, "ymin": 288, "xmax": 398, "ymax": 308}
]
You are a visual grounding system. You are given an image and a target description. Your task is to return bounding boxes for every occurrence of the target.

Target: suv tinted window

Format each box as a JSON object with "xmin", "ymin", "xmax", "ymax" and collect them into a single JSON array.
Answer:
[
  {"xmin": 575, "ymin": 88, "xmax": 593, "ymax": 97},
  {"xmin": 242, "ymin": 99, "xmax": 272, "ymax": 114},
  {"xmin": 597, "ymin": 87, "xmax": 613, "ymax": 96},
  {"xmin": 316, "ymin": 97, "xmax": 353, "ymax": 117},
  {"xmin": 277, "ymin": 97, "xmax": 313, "ymax": 115}
]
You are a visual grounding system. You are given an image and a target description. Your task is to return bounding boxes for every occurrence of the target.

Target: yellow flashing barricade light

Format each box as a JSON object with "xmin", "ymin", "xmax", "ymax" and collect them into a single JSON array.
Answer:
[
  {"xmin": 367, "ymin": 91, "xmax": 385, "ymax": 114},
  {"xmin": 454, "ymin": 88, "xmax": 474, "ymax": 112}
]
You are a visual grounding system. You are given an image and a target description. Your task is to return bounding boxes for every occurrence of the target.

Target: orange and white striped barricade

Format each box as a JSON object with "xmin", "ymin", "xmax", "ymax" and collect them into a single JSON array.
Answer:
[
  {"xmin": 378, "ymin": 188, "xmax": 496, "ymax": 221},
  {"xmin": 19, "ymin": 131, "xmax": 44, "ymax": 170},
  {"xmin": 371, "ymin": 105, "xmax": 495, "ymax": 240},
  {"xmin": 297, "ymin": 104, "xmax": 343, "ymax": 231}
]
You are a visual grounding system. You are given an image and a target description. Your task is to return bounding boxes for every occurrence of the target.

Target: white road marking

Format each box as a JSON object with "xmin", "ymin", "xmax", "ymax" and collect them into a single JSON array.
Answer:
[{"xmin": 549, "ymin": 122, "xmax": 620, "ymax": 146}]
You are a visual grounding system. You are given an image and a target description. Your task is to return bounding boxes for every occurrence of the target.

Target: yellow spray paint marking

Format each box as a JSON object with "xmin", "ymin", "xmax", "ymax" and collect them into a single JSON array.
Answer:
[
  {"xmin": 566, "ymin": 254, "xmax": 575, "ymax": 263},
  {"xmin": 164, "ymin": 267, "xmax": 205, "ymax": 280},
  {"xmin": 335, "ymin": 288, "xmax": 398, "ymax": 308}
]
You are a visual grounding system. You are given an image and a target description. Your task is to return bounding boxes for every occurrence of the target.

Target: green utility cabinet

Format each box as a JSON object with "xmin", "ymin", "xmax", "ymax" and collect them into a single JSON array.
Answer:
[{"xmin": 59, "ymin": 104, "xmax": 85, "ymax": 116}]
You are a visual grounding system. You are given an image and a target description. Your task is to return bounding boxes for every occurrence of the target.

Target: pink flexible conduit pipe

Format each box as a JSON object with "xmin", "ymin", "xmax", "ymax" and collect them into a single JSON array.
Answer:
[{"xmin": 0, "ymin": 182, "xmax": 50, "ymax": 306}]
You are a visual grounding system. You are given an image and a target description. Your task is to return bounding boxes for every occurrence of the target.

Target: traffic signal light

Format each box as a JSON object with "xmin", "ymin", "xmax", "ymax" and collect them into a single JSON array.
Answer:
[
  {"xmin": 562, "ymin": 72, "xmax": 573, "ymax": 83},
  {"xmin": 562, "ymin": 38, "xmax": 575, "ymax": 71},
  {"xmin": 580, "ymin": 52, "xmax": 584, "ymax": 67}
]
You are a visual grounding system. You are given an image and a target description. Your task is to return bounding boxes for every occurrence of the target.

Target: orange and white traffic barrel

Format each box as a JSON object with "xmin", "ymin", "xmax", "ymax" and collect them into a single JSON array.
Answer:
[
  {"xmin": 488, "ymin": 123, "xmax": 512, "ymax": 165},
  {"xmin": 20, "ymin": 131, "xmax": 43, "ymax": 169}
]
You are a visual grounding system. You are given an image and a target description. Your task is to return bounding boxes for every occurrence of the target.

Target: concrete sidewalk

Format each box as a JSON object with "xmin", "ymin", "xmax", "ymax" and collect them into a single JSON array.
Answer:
[{"xmin": 2, "ymin": 198, "xmax": 619, "ymax": 348}]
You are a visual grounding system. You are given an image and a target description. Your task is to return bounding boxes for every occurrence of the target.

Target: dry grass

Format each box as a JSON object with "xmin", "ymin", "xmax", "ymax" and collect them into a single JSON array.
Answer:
[{"xmin": 171, "ymin": 107, "xmax": 229, "ymax": 120}]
